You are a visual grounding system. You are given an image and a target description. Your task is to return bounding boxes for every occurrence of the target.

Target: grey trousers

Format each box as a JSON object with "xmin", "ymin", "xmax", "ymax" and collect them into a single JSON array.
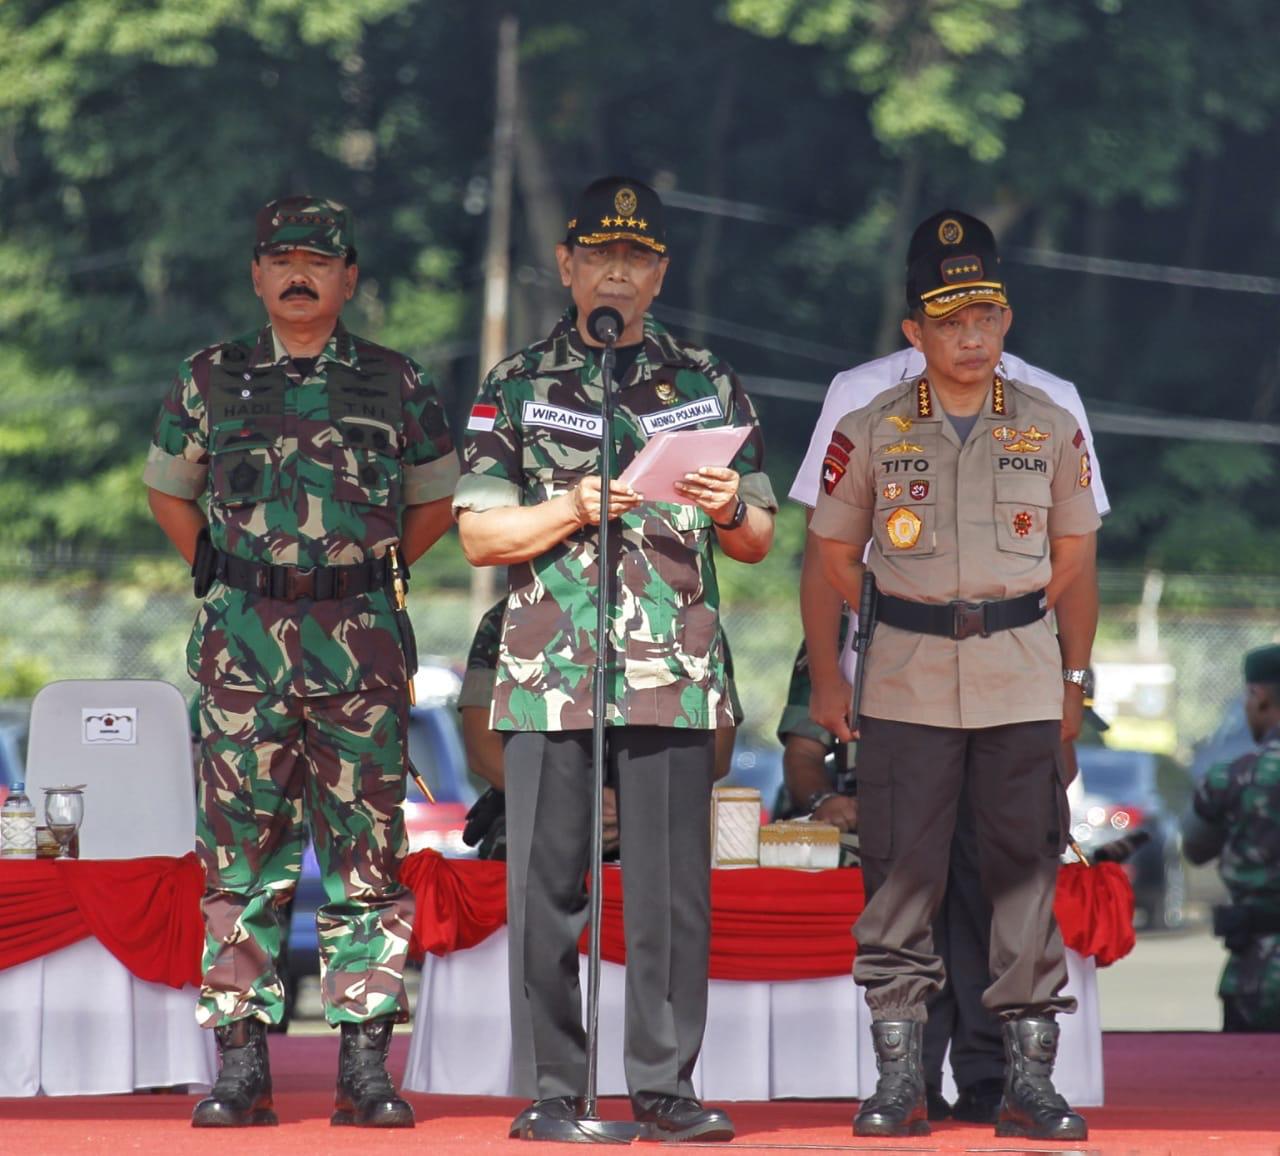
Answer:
[
  {"xmin": 503, "ymin": 727, "xmax": 716, "ymax": 1100},
  {"xmin": 921, "ymin": 786, "xmax": 1005, "ymax": 1089},
  {"xmin": 854, "ymin": 716, "xmax": 1075, "ymax": 1023}
]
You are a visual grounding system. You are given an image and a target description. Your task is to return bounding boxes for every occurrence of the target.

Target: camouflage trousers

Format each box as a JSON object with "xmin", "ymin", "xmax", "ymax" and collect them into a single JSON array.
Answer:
[
  {"xmin": 1220, "ymin": 933, "xmax": 1280, "ymax": 1030},
  {"xmin": 195, "ymin": 682, "xmax": 415, "ymax": 1028}
]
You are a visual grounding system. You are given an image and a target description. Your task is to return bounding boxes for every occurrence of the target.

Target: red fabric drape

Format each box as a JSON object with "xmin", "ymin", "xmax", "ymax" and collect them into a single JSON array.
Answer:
[
  {"xmin": 0, "ymin": 852, "xmax": 1134, "ymax": 987},
  {"xmin": 0, "ymin": 854, "xmax": 204, "ymax": 987},
  {"xmin": 400, "ymin": 848, "xmax": 507, "ymax": 957}
]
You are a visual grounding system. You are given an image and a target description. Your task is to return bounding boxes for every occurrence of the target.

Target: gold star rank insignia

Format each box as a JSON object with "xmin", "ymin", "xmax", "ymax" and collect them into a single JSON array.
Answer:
[{"xmin": 916, "ymin": 380, "xmax": 933, "ymax": 418}]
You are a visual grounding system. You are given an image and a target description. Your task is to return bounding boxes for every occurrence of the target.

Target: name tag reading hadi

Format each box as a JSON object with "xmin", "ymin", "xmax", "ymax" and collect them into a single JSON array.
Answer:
[
  {"xmin": 82, "ymin": 707, "xmax": 138, "ymax": 745},
  {"xmin": 521, "ymin": 401, "xmax": 604, "ymax": 439}
]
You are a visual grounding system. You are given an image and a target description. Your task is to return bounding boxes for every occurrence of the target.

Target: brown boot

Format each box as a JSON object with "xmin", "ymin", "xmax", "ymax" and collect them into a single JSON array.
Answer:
[
  {"xmin": 331, "ymin": 1018, "xmax": 414, "ymax": 1128},
  {"xmin": 191, "ymin": 1018, "xmax": 277, "ymax": 1127}
]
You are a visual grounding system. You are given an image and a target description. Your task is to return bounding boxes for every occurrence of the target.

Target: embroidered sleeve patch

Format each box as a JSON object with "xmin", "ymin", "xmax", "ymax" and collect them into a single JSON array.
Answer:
[
  {"xmin": 467, "ymin": 403, "xmax": 498, "ymax": 432},
  {"xmin": 830, "ymin": 430, "xmax": 855, "ymax": 455},
  {"xmin": 1072, "ymin": 428, "xmax": 1084, "ymax": 449},
  {"xmin": 1079, "ymin": 450, "xmax": 1092, "ymax": 488},
  {"xmin": 822, "ymin": 438, "xmax": 850, "ymax": 494}
]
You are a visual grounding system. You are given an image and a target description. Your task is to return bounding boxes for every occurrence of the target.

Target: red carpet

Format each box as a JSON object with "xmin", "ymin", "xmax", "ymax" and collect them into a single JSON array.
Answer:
[{"xmin": 0, "ymin": 1033, "xmax": 1277, "ymax": 1155}]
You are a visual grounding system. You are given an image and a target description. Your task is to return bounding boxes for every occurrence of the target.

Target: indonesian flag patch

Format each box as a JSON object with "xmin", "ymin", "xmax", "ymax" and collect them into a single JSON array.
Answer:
[{"xmin": 467, "ymin": 403, "xmax": 498, "ymax": 432}]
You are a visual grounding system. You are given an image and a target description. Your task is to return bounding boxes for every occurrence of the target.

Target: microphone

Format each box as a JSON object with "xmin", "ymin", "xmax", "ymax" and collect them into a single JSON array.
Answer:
[
  {"xmin": 586, "ymin": 306, "xmax": 623, "ymax": 347},
  {"xmin": 1091, "ymin": 829, "xmax": 1151, "ymax": 864}
]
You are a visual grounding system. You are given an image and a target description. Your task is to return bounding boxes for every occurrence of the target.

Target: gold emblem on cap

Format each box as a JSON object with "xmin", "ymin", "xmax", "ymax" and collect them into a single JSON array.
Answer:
[
  {"xmin": 886, "ymin": 507, "xmax": 923, "ymax": 549},
  {"xmin": 882, "ymin": 439, "xmax": 925, "ymax": 455},
  {"xmin": 938, "ymin": 218, "xmax": 964, "ymax": 245},
  {"xmin": 886, "ymin": 415, "xmax": 913, "ymax": 433},
  {"xmin": 656, "ymin": 381, "xmax": 677, "ymax": 405},
  {"xmin": 614, "ymin": 187, "xmax": 638, "ymax": 217}
]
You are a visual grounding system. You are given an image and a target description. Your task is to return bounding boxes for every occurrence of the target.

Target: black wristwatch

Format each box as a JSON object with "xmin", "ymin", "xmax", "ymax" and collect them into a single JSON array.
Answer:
[{"xmin": 712, "ymin": 497, "xmax": 748, "ymax": 531}]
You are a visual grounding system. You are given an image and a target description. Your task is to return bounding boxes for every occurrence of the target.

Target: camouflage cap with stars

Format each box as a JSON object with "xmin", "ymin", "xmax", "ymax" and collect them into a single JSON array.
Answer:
[
  {"xmin": 905, "ymin": 208, "xmax": 1008, "ymax": 319},
  {"xmin": 254, "ymin": 195, "xmax": 356, "ymax": 260},
  {"xmin": 564, "ymin": 175, "xmax": 667, "ymax": 255}
]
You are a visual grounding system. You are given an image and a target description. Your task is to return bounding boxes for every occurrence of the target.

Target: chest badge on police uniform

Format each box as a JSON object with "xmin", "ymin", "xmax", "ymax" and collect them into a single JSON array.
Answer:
[
  {"xmin": 909, "ymin": 480, "xmax": 929, "ymax": 500},
  {"xmin": 656, "ymin": 381, "xmax": 677, "ymax": 405},
  {"xmin": 1002, "ymin": 438, "xmax": 1041, "ymax": 453},
  {"xmin": 887, "ymin": 414, "xmax": 913, "ymax": 433},
  {"xmin": 1020, "ymin": 425, "xmax": 1051, "ymax": 442},
  {"xmin": 993, "ymin": 425, "xmax": 1018, "ymax": 442},
  {"xmin": 883, "ymin": 482, "xmax": 903, "ymax": 500},
  {"xmin": 882, "ymin": 439, "xmax": 925, "ymax": 455},
  {"xmin": 886, "ymin": 507, "xmax": 923, "ymax": 549},
  {"xmin": 1013, "ymin": 511, "xmax": 1034, "ymax": 537}
]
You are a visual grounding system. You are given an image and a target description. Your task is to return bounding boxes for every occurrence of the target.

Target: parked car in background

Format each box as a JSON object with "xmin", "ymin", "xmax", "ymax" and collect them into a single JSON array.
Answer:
[
  {"xmin": 1188, "ymin": 693, "xmax": 1252, "ymax": 783},
  {"xmin": 719, "ymin": 740, "xmax": 785, "ymax": 821},
  {"xmin": 1071, "ymin": 746, "xmax": 1194, "ymax": 931}
]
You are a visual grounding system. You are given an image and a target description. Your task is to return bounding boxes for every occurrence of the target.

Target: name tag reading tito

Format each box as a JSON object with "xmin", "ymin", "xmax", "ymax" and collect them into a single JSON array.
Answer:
[{"xmin": 522, "ymin": 401, "xmax": 603, "ymax": 438}]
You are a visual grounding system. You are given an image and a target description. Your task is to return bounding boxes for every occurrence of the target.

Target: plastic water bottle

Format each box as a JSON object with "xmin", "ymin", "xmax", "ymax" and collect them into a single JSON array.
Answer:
[{"xmin": 1, "ymin": 781, "xmax": 37, "ymax": 859}]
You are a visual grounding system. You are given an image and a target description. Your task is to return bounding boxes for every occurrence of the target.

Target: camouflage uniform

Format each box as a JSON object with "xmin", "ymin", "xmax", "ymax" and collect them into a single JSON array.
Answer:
[
  {"xmin": 145, "ymin": 227, "xmax": 458, "ymax": 1029},
  {"xmin": 1187, "ymin": 726, "xmax": 1280, "ymax": 1030},
  {"xmin": 455, "ymin": 307, "xmax": 775, "ymax": 1102}
]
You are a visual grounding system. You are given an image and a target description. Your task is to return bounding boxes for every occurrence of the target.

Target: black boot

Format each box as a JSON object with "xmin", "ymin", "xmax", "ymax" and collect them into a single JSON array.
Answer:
[
  {"xmin": 191, "ymin": 1018, "xmax": 277, "ymax": 1127},
  {"xmin": 332, "ymin": 1018, "xmax": 415, "ymax": 1128},
  {"xmin": 995, "ymin": 1018, "xmax": 1087, "ymax": 1140},
  {"xmin": 853, "ymin": 1021, "xmax": 929, "ymax": 1137}
]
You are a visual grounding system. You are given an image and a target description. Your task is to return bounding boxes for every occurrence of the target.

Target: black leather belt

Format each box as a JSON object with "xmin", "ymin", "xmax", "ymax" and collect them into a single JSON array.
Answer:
[
  {"xmin": 215, "ymin": 551, "xmax": 397, "ymax": 601},
  {"xmin": 877, "ymin": 589, "xmax": 1046, "ymax": 640}
]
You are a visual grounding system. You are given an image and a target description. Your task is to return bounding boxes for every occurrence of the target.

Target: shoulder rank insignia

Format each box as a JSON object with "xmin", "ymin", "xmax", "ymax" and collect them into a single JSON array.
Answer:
[
  {"xmin": 882, "ymin": 439, "xmax": 925, "ymax": 455},
  {"xmin": 883, "ymin": 482, "xmax": 903, "ymax": 500},
  {"xmin": 992, "ymin": 425, "xmax": 1018, "ymax": 442},
  {"xmin": 887, "ymin": 414, "xmax": 913, "ymax": 432},
  {"xmin": 991, "ymin": 376, "xmax": 1007, "ymax": 415},
  {"xmin": 886, "ymin": 507, "xmax": 923, "ymax": 550},
  {"xmin": 916, "ymin": 379, "xmax": 933, "ymax": 418},
  {"xmin": 1020, "ymin": 425, "xmax": 1051, "ymax": 442},
  {"xmin": 656, "ymin": 381, "xmax": 677, "ymax": 405},
  {"xmin": 1003, "ymin": 439, "xmax": 1041, "ymax": 454}
]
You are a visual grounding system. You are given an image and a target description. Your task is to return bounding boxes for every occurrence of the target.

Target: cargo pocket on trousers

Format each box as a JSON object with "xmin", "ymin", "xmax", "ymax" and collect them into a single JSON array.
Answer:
[
  {"xmin": 1047, "ymin": 747, "xmax": 1070, "ymax": 856},
  {"xmin": 853, "ymin": 745, "xmax": 893, "ymax": 860}
]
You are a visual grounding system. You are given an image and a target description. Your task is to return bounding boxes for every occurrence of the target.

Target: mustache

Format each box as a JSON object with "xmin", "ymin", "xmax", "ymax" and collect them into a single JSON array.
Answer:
[{"xmin": 280, "ymin": 284, "xmax": 319, "ymax": 301}]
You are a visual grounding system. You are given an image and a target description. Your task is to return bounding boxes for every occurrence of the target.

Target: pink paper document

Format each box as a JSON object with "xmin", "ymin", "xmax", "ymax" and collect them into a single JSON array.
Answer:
[{"xmin": 618, "ymin": 426, "xmax": 752, "ymax": 505}]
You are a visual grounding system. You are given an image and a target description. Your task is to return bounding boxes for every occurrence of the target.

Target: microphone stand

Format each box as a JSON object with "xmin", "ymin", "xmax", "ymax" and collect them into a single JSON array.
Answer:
[{"xmin": 570, "ymin": 313, "xmax": 644, "ymax": 1144}]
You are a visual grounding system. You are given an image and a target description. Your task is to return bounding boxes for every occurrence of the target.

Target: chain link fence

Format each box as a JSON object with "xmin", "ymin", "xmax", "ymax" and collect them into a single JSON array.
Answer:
[{"xmin": 1, "ymin": 559, "xmax": 1277, "ymax": 762}]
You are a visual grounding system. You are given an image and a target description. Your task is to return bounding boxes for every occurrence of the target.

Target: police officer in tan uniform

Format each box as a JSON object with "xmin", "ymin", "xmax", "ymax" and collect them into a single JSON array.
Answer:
[{"xmin": 811, "ymin": 210, "xmax": 1099, "ymax": 1142}]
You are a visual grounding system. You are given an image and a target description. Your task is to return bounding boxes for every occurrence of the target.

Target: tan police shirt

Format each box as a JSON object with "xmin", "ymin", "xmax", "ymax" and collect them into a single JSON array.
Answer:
[{"xmin": 810, "ymin": 375, "xmax": 1100, "ymax": 729}]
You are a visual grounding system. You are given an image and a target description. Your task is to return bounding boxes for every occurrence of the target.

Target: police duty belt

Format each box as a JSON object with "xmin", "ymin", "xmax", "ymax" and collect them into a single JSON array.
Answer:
[
  {"xmin": 875, "ymin": 589, "xmax": 1046, "ymax": 640},
  {"xmin": 214, "ymin": 550, "xmax": 403, "ymax": 601}
]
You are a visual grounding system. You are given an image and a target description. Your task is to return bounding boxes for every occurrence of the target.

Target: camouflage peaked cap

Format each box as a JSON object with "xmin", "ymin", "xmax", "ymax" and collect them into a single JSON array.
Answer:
[
  {"xmin": 906, "ymin": 208, "xmax": 1008, "ymax": 319},
  {"xmin": 254, "ymin": 195, "xmax": 355, "ymax": 259},
  {"xmin": 565, "ymin": 176, "xmax": 667, "ymax": 255}
]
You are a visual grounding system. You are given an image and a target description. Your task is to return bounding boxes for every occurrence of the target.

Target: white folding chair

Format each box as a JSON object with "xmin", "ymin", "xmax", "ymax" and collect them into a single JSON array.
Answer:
[
  {"xmin": 24, "ymin": 678, "xmax": 196, "ymax": 858},
  {"xmin": 0, "ymin": 678, "xmax": 214, "ymax": 1096}
]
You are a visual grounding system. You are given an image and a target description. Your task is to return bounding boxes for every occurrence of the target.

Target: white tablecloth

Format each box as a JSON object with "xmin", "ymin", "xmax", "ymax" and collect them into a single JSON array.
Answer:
[
  {"xmin": 0, "ymin": 938, "xmax": 215, "ymax": 1097},
  {"xmin": 404, "ymin": 930, "xmax": 1103, "ymax": 1105}
]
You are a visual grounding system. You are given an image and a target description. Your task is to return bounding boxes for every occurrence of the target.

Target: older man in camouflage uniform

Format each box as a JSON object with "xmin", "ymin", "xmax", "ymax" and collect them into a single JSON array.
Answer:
[
  {"xmin": 145, "ymin": 196, "xmax": 457, "ymax": 1128},
  {"xmin": 1184, "ymin": 644, "xmax": 1280, "ymax": 1031},
  {"xmin": 455, "ymin": 176, "xmax": 775, "ymax": 1143}
]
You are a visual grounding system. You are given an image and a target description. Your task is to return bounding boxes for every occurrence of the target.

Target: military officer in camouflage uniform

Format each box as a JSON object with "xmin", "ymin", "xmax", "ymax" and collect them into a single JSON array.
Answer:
[
  {"xmin": 144, "ymin": 196, "xmax": 458, "ymax": 1128},
  {"xmin": 811, "ymin": 210, "xmax": 1099, "ymax": 1141},
  {"xmin": 1184, "ymin": 644, "xmax": 1280, "ymax": 1031},
  {"xmin": 455, "ymin": 176, "xmax": 776, "ymax": 1143}
]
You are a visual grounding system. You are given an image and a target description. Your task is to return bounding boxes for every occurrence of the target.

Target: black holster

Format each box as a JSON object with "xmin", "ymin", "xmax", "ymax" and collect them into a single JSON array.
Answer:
[{"xmin": 191, "ymin": 527, "xmax": 216, "ymax": 598}]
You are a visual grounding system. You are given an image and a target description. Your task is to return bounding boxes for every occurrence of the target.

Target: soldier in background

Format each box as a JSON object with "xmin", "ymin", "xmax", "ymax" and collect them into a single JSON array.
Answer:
[
  {"xmin": 457, "ymin": 600, "xmax": 745, "ymax": 861},
  {"xmin": 145, "ymin": 196, "xmax": 457, "ymax": 1128},
  {"xmin": 1184, "ymin": 644, "xmax": 1280, "ymax": 1031},
  {"xmin": 454, "ymin": 176, "xmax": 776, "ymax": 1143}
]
